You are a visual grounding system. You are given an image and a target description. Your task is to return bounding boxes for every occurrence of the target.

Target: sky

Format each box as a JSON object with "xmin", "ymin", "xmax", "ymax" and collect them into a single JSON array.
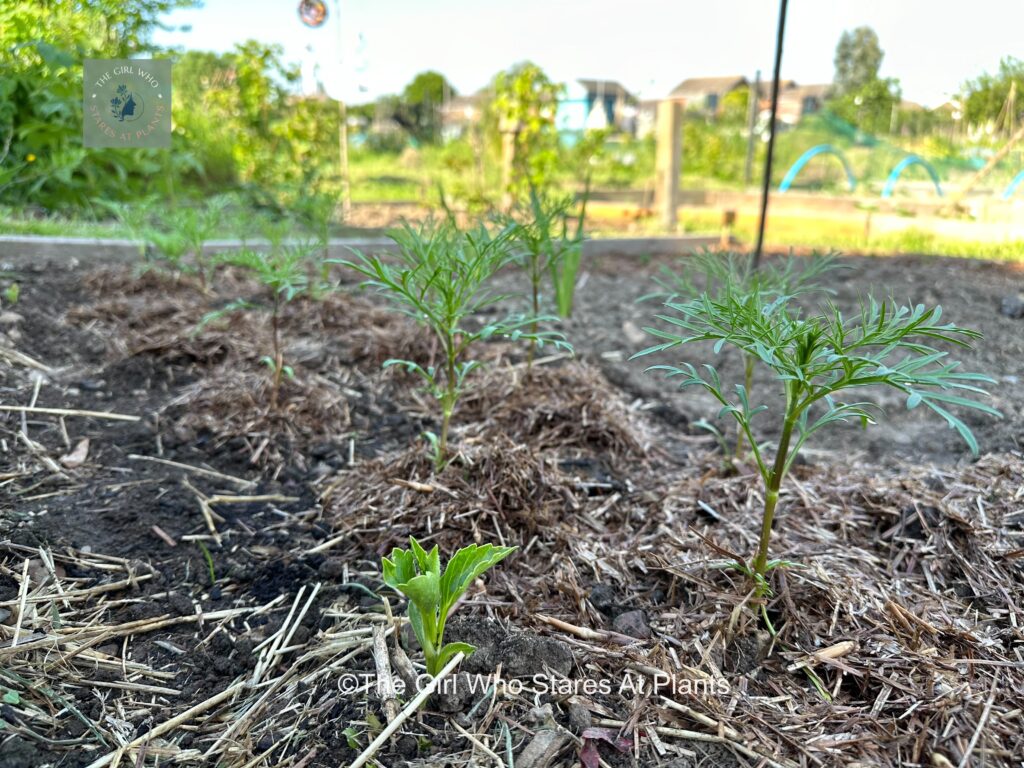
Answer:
[{"xmin": 152, "ymin": 0, "xmax": 1023, "ymax": 107}]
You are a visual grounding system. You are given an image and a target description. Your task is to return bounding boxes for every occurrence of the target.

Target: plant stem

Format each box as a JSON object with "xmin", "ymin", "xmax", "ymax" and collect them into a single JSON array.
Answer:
[
  {"xmin": 527, "ymin": 256, "xmax": 540, "ymax": 371},
  {"xmin": 735, "ymin": 355, "xmax": 755, "ymax": 459},
  {"xmin": 438, "ymin": 344, "xmax": 457, "ymax": 469},
  {"xmin": 271, "ymin": 292, "xmax": 282, "ymax": 410},
  {"xmin": 751, "ymin": 412, "xmax": 796, "ymax": 580}
]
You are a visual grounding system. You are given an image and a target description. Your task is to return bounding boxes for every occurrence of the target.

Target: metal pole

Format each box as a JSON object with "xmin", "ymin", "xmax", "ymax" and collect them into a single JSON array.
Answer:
[
  {"xmin": 752, "ymin": 0, "xmax": 788, "ymax": 270},
  {"xmin": 744, "ymin": 69, "xmax": 760, "ymax": 186},
  {"xmin": 335, "ymin": 0, "xmax": 351, "ymax": 215}
]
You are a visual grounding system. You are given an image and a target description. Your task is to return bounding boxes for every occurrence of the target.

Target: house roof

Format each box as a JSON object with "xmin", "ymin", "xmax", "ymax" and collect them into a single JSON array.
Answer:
[
  {"xmin": 778, "ymin": 83, "xmax": 832, "ymax": 102},
  {"xmin": 753, "ymin": 79, "xmax": 798, "ymax": 98},
  {"xmin": 576, "ymin": 79, "xmax": 636, "ymax": 102},
  {"xmin": 669, "ymin": 76, "xmax": 747, "ymax": 97}
]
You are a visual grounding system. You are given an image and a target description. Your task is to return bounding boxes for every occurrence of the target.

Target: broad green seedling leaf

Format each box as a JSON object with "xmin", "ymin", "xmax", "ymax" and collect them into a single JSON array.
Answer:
[{"xmin": 382, "ymin": 536, "xmax": 515, "ymax": 676}]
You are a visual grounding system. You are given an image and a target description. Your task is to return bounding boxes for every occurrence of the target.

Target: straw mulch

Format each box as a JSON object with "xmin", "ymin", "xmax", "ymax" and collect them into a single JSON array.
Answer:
[{"xmin": 7, "ymin": 267, "xmax": 1023, "ymax": 767}]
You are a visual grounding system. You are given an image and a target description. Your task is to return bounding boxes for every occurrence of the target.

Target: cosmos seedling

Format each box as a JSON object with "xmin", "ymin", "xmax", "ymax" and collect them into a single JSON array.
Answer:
[
  {"xmin": 382, "ymin": 536, "xmax": 515, "ymax": 676},
  {"xmin": 635, "ymin": 289, "xmax": 998, "ymax": 592},
  {"xmin": 336, "ymin": 219, "xmax": 570, "ymax": 469},
  {"xmin": 500, "ymin": 187, "xmax": 584, "ymax": 366},
  {"xmin": 507, "ymin": 186, "xmax": 588, "ymax": 322},
  {"xmin": 201, "ymin": 244, "xmax": 310, "ymax": 408},
  {"xmin": 177, "ymin": 196, "xmax": 232, "ymax": 289}
]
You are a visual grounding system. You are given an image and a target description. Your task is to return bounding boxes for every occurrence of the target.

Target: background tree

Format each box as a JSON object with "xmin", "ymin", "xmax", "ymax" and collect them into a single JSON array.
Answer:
[
  {"xmin": 833, "ymin": 26, "xmax": 884, "ymax": 96},
  {"xmin": 962, "ymin": 57, "xmax": 1024, "ymax": 132},
  {"xmin": 397, "ymin": 70, "xmax": 454, "ymax": 144},
  {"xmin": 487, "ymin": 61, "xmax": 563, "ymax": 196},
  {"xmin": 828, "ymin": 27, "xmax": 899, "ymax": 135}
]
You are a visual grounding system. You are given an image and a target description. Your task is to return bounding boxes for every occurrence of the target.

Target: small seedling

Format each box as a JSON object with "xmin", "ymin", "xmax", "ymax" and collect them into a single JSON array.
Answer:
[
  {"xmin": 499, "ymin": 186, "xmax": 583, "ymax": 365},
  {"xmin": 634, "ymin": 289, "xmax": 999, "ymax": 593},
  {"xmin": 335, "ymin": 219, "xmax": 569, "ymax": 469},
  {"xmin": 145, "ymin": 226, "xmax": 191, "ymax": 275},
  {"xmin": 382, "ymin": 536, "xmax": 515, "ymax": 676},
  {"xmin": 201, "ymin": 244, "xmax": 310, "ymax": 408},
  {"xmin": 508, "ymin": 186, "xmax": 589, "ymax": 321},
  {"xmin": 178, "ymin": 196, "xmax": 232, "ymax": 289},
  {"xmin": 292, "ymin": 192, "xmax": 339, "ymax": 297},
  {"xmin": 3, "ymin": 282, "xmax": 19, "ymax": 306}
]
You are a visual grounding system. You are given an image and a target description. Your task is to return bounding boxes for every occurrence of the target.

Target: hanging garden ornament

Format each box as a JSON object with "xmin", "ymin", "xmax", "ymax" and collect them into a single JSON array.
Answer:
[{"xmin": 298, "ymin": 0, "xmax": 328, "ymax": 28}]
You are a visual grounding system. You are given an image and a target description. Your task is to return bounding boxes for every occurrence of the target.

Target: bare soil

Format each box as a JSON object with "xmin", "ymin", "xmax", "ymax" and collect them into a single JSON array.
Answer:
[{"xmin": 1, "ymin": 250, "xmax": 1022, "ymax": 768}]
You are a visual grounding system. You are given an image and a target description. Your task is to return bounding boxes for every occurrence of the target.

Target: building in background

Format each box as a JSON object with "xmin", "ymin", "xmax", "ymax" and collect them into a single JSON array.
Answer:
[
  {"xmin": 556, "ymin": 79, "xmax": 638, "ymax": 137},
  {"xmin": 667, "ymin": 75, "xmax": 748, "ymax": 114},
  {"xmin": 776, "ymin": 83, "xmax": 832, "ymax": 124},
  {"xmin": 440, "ymin": 91, "xmax": 488, "ymax": 141}
]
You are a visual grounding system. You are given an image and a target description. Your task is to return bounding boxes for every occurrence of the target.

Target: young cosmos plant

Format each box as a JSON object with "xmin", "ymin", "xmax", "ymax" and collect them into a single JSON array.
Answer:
[
  {"xmin": 635, "ymin": 287, "xmax": 999, "ymax": 593},
  {"xmin": 500, "ymin": 187, "xmax": 587, "ymax": 366},
  {"xmin": 382, "ymin": 537, "xmax": 515, "ymax": 676},
  {"xmin": 336, "ymin": 219, "xmax": 570, "ymax": 469},
  {"xmin": 175, "ymin": 195, "xmax": 232, "ymax": 289},
  {"xmin": 201, "ymin": 244, "xmax": 311, "ymax": 409},
  {"xmin": 649, "ymin": 250, "xmax": 842, "ymax": 458}
]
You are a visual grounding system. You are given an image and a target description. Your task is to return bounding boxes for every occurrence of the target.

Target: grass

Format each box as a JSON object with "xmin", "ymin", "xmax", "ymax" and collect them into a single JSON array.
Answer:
[
  {"xmin": 585, "ymin": 205, "xmax": 1024, "ymax": 263},
  {"xmin": 0, "ymin": 206, "xmax": 382, "ymax": 241}
]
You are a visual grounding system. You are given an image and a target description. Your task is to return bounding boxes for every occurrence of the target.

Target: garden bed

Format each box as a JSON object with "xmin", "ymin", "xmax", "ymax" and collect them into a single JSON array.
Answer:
[{"xmin": 1, "ymin": 251, "xmax": 1023, "ymax": 768}]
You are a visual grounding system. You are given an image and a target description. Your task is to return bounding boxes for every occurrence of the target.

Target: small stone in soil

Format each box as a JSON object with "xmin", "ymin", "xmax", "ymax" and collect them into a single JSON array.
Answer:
[
  {"xmin": 317, "ymin": 558, "xmax": 346, "ymax": 579},
  {"xmin": 588, "ymin": 583, "xmax": 619, "ymax": 616},
  {"xmin": 446, "ymin": 617, "xmax": 573, "ymax": 677},
  {"xmin": 566, "ymin": 701, "xmax": 592, "ymax": 732},
  {"xmin": 1000, "ymin": 293, "xmax": 1024, "ymax": 318},
  {"xmin": 613, "ymin": 609, "xmax": 652, "ymax": 639},
  {"xmin": 395, "ymin": 734, "xmax": 419, "ymax": 758}
]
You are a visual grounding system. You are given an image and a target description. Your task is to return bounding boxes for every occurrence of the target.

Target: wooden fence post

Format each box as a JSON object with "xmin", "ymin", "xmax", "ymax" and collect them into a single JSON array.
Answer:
[{"xmin": 654, "ymin": 100, "xmax": 681, "ymax": 231}]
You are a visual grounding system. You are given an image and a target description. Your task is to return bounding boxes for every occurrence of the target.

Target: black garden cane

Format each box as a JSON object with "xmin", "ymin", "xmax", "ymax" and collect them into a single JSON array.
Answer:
[{"xmin": 752, "ymin": 0, "xmax": 789, "ymax": 270}]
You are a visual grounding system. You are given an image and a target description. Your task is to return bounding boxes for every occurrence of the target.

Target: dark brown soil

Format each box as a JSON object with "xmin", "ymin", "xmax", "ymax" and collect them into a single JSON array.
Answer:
[{"xmin": 1, "ymin": 250, "xmax": 1022, "ymax": 768}]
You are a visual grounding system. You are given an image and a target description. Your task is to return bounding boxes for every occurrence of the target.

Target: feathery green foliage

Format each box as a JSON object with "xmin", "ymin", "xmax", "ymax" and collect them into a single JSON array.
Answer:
[
  {"xmin": 382, "ymin": 537, "xmax": 515, "ymax": 676},
  {"xmin": 201, "ymin": 243, "xmax": 310, "ymax": 408},
  {"xmin": 635, "ymin": 287, "xmax": 999, "ymax": 591},
  {"xmin": 334, "ymin": 219, "xmax": 570, "ymax": 469},
  {"xmin": 649, "ymin": 250, "xmax": 843, "ymax": 457}
]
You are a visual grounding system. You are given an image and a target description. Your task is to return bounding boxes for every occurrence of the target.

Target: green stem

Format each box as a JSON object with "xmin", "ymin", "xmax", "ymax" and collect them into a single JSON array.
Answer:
[
  {"xmin": 438, "ymin": 345, "xmax": 457, "ymax": 468},
  {"xmin": 527, "ymin": 257, "xmax": 540, "ymax": 371},
  {"xmin": 735, "ymin": 355, "xmax": 754, "ymax": 458},
  {"xmin": 751, "ymin": 412, "xmax": 796, "ymax": 580},
  {"xmin": 270, "ymin": 293, "xmax": 282, "ymax": 410}
]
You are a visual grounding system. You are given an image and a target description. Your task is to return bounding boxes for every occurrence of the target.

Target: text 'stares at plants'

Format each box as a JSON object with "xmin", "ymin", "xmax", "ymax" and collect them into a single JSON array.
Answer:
[
  {"xmin": 333, "ymin": 218, "xmax": 571, "ymax": 470},
  {"xmin": 634, "ymin": 283, "xmax": 999, "ymax": 592},
  {"xmin": 382, "ymin": 537, "xmax": 515, "ymax": 677}
]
